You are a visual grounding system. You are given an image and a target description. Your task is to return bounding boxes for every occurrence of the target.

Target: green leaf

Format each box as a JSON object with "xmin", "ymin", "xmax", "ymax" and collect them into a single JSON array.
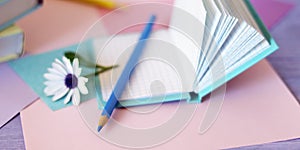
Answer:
[
  {"xmin": 64, "ymin": 51, "xmax": 76, "ymax": 62},
  {"xmin": 84, "ymin": 65, "xmax": 118, "ymax": 77}
]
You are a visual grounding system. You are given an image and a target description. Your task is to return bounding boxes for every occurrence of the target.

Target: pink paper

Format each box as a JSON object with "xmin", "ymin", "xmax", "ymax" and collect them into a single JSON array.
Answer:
[
  {"xmin": 4, "ymin": 0, "xmax": 291, "ymax": 128},
  {"xmin": 0, "ymin": 0, "xmax": 293, "ymax": 136},
  {"xmin": 99, "ymin": 0, "xmax": 174, "ymax": 34},
  {"xmin": 10, "ymin": 0, "xmax": 300, "ymax": 149},
  {"xmin": 15, "ymin": 0, "xmax": 294, "ymax": 54},
  {"xmin": 251, "ymin": 0, "xmax": 294, "ymax": 29},
  {"xmin": 20, "ymin": 60, "xmax": 300, "ymax": 149},
  {"xmin": 16, "ymin": 1, "xmax": 104, "ymax": 55}
]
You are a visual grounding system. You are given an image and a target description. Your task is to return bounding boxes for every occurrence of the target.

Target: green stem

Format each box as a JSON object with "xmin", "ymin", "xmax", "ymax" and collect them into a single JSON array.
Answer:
[
  {"xmin": 64, "ymin": 51, "xmax": 118, "ymax": 77},
  {"xmin": 95, "ymin": 65, "xmax": 118, "ymax": 75},
  {"xmin": 64, "ymin": 51, "xmax": 112, "ymax": 69},
  {"xmin": 82, "ymin": 61, "xmax": 117, "ymax": 70},
  {"xmin": 84, "ymin": 65, "xmax": 118, "ymax": 77}
]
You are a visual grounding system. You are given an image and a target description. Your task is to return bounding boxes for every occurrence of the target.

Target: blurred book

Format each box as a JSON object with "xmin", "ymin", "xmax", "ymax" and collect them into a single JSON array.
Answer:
[
  {"xmin": 0, "ymin": 0, "xmax": 43, "ymax": 31},
  {"xmin": 0, "ymin": 0, "xmax": 42, "ymax": 62},
  {"xmin": 0, "ymin": 25, "xmax": 24, "ymax": 63}
]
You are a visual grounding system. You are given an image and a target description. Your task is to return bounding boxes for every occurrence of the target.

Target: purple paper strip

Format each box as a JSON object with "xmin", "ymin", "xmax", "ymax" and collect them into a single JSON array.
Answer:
[
  {"xmin": 250, "ymin": 0, "xmax": 294, "ymax": 29},
  {"xmin": 0, "ymin": 63, "xmax": 38, "ymax": 128}
]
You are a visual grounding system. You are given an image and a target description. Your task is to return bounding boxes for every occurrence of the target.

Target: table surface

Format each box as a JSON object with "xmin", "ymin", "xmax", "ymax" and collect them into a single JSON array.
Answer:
[{"xmin": 1, "ymin": 0, "xmax": 300, "ymax": 149}]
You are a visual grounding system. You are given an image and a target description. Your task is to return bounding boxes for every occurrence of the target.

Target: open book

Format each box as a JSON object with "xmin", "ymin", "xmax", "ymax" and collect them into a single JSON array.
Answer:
[{"xmin": 94, "ymin": 0, "xmax": 277, "ymax": 107}]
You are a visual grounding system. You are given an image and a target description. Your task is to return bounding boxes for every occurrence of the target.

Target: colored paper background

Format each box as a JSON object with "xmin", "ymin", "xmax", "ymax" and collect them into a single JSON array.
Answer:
[
  {"xmin": 0, "ymin": 0, "xmax": 295, "ymax": 135},
  {"xmin": 8, "ymin": 41, "xmax": 98, "ymax": 111},
  {"xmin": 250, "ymin": 0, "xmax": 294, "ymax": 29},
  {"xmin": 20, "ymin": 60, "xmax": 300, "ymax": 149}
]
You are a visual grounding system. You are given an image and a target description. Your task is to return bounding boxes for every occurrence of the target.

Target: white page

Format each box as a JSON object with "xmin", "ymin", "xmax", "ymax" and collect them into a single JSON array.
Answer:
[
  {"xmin": 94, "ymin": 31, "xmax": 195, "ymax": 101},
  {"xmin": 195, "ymin": 0, "xmax": 238, "ymax": 87},
  {"xmin": 199, "ymin": 39, "xmax": 270, "ymax": 89},
  {"xmin": 95, "ymin": 0, "xmax": 208, "ymax": 101},
  {"xmin": 194, "ymin": 0, "xmax": 271, "ymax": 92},
  {"xmin": 196, "ymin": 0, "xmax": 221, "ymax": 77},
  {"xmin": 168, "ymin": 0, "xmax": 206, "ymax": 70}
]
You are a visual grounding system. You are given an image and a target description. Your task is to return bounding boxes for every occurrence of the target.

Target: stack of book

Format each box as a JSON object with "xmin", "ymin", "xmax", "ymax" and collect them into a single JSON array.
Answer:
[{"xmin": 0, "ymin": 0, "xmax": 42, "ymax": 63}]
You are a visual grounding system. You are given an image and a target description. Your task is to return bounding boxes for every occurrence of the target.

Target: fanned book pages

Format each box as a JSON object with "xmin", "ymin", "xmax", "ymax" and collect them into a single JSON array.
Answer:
[{"xmin": 94, "ymin": 0, "xmax": 277, "ymax": 107}]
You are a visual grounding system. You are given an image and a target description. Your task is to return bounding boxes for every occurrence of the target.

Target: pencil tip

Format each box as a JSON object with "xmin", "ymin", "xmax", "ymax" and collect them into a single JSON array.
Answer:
[{"xmin": 97, "ymin": 126, "xmax": 103, "ymax": 132}]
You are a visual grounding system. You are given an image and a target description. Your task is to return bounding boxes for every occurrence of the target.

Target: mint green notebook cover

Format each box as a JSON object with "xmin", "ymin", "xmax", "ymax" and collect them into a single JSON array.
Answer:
[{"xmin": 96, "ymin": 0, "xmax": 278, "ymax": 108}]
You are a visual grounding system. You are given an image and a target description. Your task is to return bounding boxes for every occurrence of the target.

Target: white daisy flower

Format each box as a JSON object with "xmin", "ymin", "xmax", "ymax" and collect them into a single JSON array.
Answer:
[{"xmin": 43, "ymin": 56, "xmax": 88, "ymax": 105}]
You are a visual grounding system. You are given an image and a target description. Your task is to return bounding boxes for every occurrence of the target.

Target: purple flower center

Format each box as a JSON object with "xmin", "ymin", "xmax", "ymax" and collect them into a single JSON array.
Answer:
[{"xmin": 65, "ymin": 74, "xmax": 78, "ymax": 89}]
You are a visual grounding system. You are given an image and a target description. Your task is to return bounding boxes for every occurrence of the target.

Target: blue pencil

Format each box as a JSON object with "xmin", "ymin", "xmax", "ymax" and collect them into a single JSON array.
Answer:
[{"xmin": 97, "ymin": 15, "xmax": 156, "ymax": 132}]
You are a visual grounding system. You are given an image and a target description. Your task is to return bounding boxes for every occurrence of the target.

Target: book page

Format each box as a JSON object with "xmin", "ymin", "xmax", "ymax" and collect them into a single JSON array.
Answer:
[
  {"xmin": 169, "ymin": 0, "xmax": 206, "ymax": 70},
  {"xmin": 94, "ymin": 31, "xmax": 195, "ymax": 101},
  {"xmin": 194, "ymin": 0, "xmax": 271, "ymax": 92},
  {"xmin": 94, "ymin": 0, "xmax": 206, "ymax": 101}
]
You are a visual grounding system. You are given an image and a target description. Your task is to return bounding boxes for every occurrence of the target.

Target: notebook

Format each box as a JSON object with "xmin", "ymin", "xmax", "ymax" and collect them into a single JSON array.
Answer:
[
  {"xmin": 20, "ymin": 60, "xmax": 300, "ymax": 149},
  {"xmin": 95, "ymin": 0, "xmax": 278, "ymax": 107}
]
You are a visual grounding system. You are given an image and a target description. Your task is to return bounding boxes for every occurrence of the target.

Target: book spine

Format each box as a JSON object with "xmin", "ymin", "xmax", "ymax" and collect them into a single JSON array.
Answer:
[
  {"xmin": 243, "ymin": 0, "xmax": 273, "ymax": 42},
  {"xmin": 0, "ymin": 25, "xmax": 24, "ymax": 63}
]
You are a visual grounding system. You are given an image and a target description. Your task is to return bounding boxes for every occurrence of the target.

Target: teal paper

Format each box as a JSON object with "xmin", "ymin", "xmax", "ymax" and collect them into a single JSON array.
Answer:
[{"xmin": 9, "ymin": 40, "xmax": 97, "ymax": 111}]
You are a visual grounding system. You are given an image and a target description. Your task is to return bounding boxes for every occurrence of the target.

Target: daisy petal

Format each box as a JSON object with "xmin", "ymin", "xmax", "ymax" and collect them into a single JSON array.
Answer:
[
  {"xmin": 44, "ymin": 84, "xmax": 64, "ymax": 96},
  {"xmin": 45, "ymin": 84, "xmax": 64, "ymax": 95},
  {"xmin": 52, "ymin": 62, "xmax": 67, "ymax": 75},
  {"xmin": 73, "ymin": 58, "xmax": 82, "ymax": 76},
  {"xmin": 78, "ymin": 77, "xmax": 88, "ymax": 95},
  {"xmin": 55, "ymin": 59, "xmax": 69, "ymax": 75},
  {"xmin": 55, "ymin": 58, "xmax": 65, "ymax": 68},
  {"xmin": 48, "ymin": 68, "xmax": 64, "ymax": 77},
  {"xmin": 55, "ymin": 58, "xmax": 66, "ymax": 67},
  {"xmin": 44, "ymin": 73, "xmax": 64, "ymax": 81},
  {"xmin": 52, "ymin": 87, "xmax": 69, "ymax": 101},
  {"xmin": 72, "ymin": 88, "xmax": 81, "ymax": 106},
  {"xmin": 44, "ymin": 80, "xmax": 63, "ymax": 86},
  {"xmin": 79, "ymin": 76, "xmax": 88, "ymax": 83},
  {"xmin": 62, "ymin": 56, "xmax": 73, "ymax": 74},
  {"xmin": 64, "ymin": 89, "xmax": 73, "ymax": 104}
]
